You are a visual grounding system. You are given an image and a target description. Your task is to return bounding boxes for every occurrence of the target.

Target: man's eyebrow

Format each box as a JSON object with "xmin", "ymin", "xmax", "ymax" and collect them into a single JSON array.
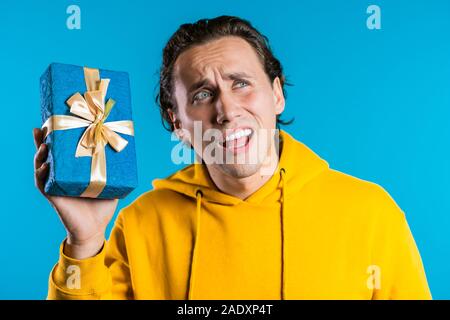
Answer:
[
  {"xmin": 187, "ymin": 72, "xmax": 254, "ymax": 93},
  {"xmin": 188, "ymin": 79, "xmax": 210, "ymax": 94},
  {"xmin": 224, "ymin": 72, "xmax": 254, "ymax": 81}
]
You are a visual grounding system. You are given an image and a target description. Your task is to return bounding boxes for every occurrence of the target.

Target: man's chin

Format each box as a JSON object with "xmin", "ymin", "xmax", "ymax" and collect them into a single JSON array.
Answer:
[{"xmin": 216, "ymin": 162, "xmax": 263, "ymax": 179}]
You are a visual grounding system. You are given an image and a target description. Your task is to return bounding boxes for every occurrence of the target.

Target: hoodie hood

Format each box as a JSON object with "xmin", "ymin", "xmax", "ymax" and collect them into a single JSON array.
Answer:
[{"xmin": 151, "ymin": 130, "xmax": 329, "ymax": 300}]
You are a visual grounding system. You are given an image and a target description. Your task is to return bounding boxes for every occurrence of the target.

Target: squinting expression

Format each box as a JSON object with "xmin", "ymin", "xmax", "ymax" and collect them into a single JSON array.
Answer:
[{"xmin": 170, "ymin": 36, "xmax": 285, "ymax": 178}]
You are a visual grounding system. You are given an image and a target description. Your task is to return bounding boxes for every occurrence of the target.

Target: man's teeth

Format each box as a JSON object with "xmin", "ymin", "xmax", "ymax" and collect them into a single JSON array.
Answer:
[{"xmin": 225, "ymin": 129, "xmax": 252, "ymax": 142}]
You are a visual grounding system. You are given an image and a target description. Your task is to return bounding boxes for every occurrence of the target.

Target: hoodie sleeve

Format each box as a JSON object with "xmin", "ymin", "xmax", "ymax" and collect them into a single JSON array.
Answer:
[
  {"xmin": 46, "ymin": 210, "xmax": 132, "ymax": 300},
  {"xmin": 370, "ymin": 186, "xmax": 432, "ymax": 300}
]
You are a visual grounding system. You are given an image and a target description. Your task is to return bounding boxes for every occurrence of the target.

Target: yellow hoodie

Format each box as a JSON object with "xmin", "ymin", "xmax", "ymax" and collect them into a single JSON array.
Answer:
[{"xmin": 47, "ymin": 130, "xmax": 431, "ymax": 300}]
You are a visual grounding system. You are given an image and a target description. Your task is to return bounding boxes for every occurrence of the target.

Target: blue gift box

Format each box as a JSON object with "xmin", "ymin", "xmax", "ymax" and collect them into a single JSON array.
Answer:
[{"xmin": 40, "ymin": 63, "xmax": 138, "ymax": 199}]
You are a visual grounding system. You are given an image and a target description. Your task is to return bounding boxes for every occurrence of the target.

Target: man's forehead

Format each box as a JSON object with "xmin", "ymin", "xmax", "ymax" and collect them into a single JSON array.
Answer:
[{"xmin": 173, "ymin": 36, "xmax": 262, "ymax": 82}]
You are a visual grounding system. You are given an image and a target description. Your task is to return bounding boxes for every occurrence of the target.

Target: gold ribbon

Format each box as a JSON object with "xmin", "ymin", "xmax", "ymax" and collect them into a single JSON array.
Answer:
[{"xmin": 42, "ymin": 67, "xmax": 134, "ymax": 198}]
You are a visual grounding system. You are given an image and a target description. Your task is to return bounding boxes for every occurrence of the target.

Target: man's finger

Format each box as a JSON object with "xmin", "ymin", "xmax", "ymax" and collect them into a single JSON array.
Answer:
[
  {"xmin": 34, "ymin": 162, "xmax": 48, "ymax": 194},
  {"xmin": 33, "ymin": 128, "xmax": 43, "ymax": 150},
  {"xmin": 36, "ymin": 162, "xmax": 48, "ymax": 178},
  {"xmin": 34, "ymin": 143, "xmax": 48, "ymax": 170}
]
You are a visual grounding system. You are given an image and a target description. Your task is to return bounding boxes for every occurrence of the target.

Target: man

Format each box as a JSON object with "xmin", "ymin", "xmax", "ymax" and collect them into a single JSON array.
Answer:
[{"xmin": 34, "ymin": 16, "xmax": 431, "ymax": 299}]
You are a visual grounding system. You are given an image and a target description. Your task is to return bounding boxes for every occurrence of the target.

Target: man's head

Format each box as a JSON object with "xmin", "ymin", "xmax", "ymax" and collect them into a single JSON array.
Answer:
[{"xmin": 157, "ymin": 16, "xmax": 288, "ymax": 178}]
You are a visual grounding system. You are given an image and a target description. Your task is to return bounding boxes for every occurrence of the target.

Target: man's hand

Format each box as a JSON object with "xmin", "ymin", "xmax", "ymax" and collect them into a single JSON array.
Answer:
[{"xmin": 33, "ymin": 128, "xmax": 118, "ymax": 259}]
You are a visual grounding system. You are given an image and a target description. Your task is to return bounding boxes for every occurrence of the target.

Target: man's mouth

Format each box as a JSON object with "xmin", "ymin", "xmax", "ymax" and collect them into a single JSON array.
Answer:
[{"xmin": 220, "ymin": 128, "xmax": 254, "ymax": 153}]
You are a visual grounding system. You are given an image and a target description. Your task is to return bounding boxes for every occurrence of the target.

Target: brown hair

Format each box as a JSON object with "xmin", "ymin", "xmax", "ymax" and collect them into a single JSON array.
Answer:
[{"xmin": 156, "ymin": 15, "xmax": 293, "ymax": 131}]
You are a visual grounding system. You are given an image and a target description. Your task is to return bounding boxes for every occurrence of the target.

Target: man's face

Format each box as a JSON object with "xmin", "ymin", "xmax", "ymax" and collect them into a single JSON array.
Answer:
[{"xmin": 171, "ymin": 36, "xmax": 285, "ymax": 178}]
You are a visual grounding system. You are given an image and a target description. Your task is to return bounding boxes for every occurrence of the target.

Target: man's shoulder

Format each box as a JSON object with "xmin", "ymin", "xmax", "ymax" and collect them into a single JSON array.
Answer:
[
  {"xmin": 306, "ymin": 168, "xmax": 403, "ymax": 219},
  {"xmin": 117, "ymin": 187, "xmax": 190, "ymax": 224},
  {"xmin": 316, "ymin": 168, "xmax": 385, "ymax": 195}
]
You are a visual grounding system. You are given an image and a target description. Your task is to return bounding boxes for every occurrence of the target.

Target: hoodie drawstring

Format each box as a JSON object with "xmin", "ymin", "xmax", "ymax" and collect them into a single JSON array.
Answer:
[
  {"xmin": 188, "ymin": 189, "xmax": 203, "ymax": 300},
  {"xmin": 280, "ymin": 168, "xmax": 286, "ymax": 300},
  {"xmin": 188, "ymin": 170, "xmax": 287, "ymax": 300}
]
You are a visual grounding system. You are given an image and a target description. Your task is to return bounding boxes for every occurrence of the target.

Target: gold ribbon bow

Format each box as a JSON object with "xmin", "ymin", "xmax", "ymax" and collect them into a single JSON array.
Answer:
[{"xmin": 42, "ymin": 67, "xmax": 134, "ymax": 198}]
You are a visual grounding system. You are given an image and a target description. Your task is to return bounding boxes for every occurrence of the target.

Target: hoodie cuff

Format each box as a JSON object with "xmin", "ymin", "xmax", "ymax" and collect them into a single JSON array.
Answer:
[{"xmin": 50, "ymin": 239, "xmax": 111, "ymax": 297}]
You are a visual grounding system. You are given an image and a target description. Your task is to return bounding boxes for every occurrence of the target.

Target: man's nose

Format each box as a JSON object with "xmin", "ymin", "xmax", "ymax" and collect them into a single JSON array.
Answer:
[{"xmin": 215, "ymin": 91, "xmax": 242, "ymax": 125}]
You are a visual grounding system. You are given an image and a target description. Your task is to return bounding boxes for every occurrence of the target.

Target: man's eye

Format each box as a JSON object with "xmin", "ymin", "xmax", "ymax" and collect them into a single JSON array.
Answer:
[
  {"xmin": 193, "ymin": 91, "xmax": 213, "ymax": 102},
  {"xmin": 234, "ymin": 80, "xmax": 248, "ymax": 88}
]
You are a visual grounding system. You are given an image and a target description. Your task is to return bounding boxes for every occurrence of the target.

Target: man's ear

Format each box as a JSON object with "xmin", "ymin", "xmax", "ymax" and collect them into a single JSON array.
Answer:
[
  {"xmin": 168, "ymin": 109, "xmax": 184, "ymax": 139},
  {"xmin": 168, "ymin": 109, "xmax": 180, "ymax": 129},
  {"xmin": 272, "ymin": 77, "xmax": 285, "ymax": 115}
]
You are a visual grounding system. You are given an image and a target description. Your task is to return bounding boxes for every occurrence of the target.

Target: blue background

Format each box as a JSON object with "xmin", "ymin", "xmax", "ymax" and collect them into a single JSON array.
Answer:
[{"xmin": 0, "ymin": 0, "xmax": 449, "ymax": 299}]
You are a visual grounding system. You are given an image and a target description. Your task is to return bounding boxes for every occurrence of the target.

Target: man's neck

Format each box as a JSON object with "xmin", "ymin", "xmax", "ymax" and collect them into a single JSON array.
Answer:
[{"xmin": 206, "ymin": 136, "xmax": 282, "ymax": 200}]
